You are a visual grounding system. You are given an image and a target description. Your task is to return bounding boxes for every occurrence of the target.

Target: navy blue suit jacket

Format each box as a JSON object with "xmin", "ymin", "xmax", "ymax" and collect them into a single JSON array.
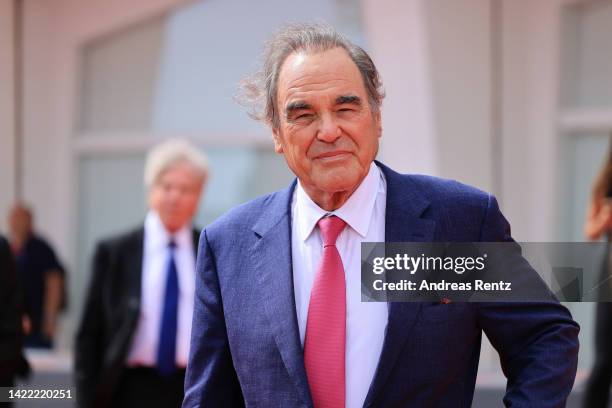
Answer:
[{"xmin": 184, "ymin": 162, "xmax": 579, "ymax": 407}]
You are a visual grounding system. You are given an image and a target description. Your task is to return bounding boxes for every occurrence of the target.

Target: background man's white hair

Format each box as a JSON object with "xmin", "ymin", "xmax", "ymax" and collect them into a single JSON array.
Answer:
[{"xmin": 144, "ymin": 139, "xmax": 209, "ymax": 189}]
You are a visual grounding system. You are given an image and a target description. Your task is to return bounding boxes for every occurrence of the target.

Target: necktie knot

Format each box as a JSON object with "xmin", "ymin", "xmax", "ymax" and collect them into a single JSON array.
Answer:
[
  {"xmin": 168, "ymin": 239, "xmax": 177, "ymax": 250},
  {"xmin": 317, "ymin": 215, "xmax": 346, "ymax": 247}
]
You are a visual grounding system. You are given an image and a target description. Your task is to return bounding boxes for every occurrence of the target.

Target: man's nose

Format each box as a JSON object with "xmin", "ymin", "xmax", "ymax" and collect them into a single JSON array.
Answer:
[
  {"xmin": 166, "ymin": 187, "xmax": 182, "ymax": 201},
  {"xmin": 316, "ymin": 113, "xmax": 341, "ymax": 143}
]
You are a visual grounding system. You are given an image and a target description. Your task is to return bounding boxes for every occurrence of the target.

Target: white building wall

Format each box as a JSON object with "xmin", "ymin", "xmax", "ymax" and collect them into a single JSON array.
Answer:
[
  {"xmin": 0, "ymin": 0, "xmax": 16, "ymax": 232},
  {"xmin": 363, "ymin": 0, "xmax": 439, "ymax": 176}
]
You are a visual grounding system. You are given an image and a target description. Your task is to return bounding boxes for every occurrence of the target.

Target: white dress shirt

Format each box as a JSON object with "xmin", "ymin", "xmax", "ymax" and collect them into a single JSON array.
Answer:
[
  {"xmin": 126, "ymin": 211, "xmax": 196, "ymax": 367},
  {"xmin": 291, "ymin": 162, "xmax": 388, "ymax": 408}
]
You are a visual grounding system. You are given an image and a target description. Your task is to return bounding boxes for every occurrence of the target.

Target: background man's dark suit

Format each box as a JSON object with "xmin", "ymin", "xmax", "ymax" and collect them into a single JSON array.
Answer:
[
  {"xmin": 183, "ymin": 163, "xmax": 579, "ymax": 407},
  {"xmin": 75, "ymin": 227, "xmax": 199, "ymax": 408},
  {"xmin": 0, "ymin": 236, "xmax": 29, "ymax": 390}
]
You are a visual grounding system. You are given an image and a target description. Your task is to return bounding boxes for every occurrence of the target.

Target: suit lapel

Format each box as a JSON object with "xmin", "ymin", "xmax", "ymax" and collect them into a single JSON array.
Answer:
[
  {"xmin": 250, "ymin": 182, "xmax": 314, "ymax": 407},
  {"xmin": 125, "ymin": 228, "xmax": 144, "ymax": 316},
  {"xmin": 106, "ymin": 227, "xmax": 144, "ymax": 379},
  {"xmin": 363, "ymin": 163, "xmax": 436, "ymax": 408}
]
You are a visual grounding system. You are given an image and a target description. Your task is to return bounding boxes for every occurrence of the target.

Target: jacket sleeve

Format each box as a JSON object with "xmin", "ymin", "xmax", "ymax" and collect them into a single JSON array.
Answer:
[
  {"xmin": 183, "ymin": 229, "xmax": 245, "ymax": 408},
  {"xmin": 74, "ymin": 241, "xmax": 109, "ymax": 408},
  {"xmin": 0, "ymin": 237, "xmax": 24, "ymax": 385},
  {"xmin": 475, "ymin": 194, "xmax": 580, "ymax": 407}
]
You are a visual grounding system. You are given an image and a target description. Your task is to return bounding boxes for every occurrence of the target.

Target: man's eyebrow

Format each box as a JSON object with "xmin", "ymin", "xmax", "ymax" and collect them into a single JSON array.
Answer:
[
  {"xmin": 336, "ymin": 95, "xmax": 362, "ymax": 105},
  {"xmin": 285, "ymin": 101, "xmax": 311, "ymax": 115}
]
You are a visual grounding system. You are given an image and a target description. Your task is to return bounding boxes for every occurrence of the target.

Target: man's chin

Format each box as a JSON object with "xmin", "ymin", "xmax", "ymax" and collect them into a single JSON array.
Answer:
[{"xmin": 160, "ymin": 218, "xmax": 183, "ymax": 233}]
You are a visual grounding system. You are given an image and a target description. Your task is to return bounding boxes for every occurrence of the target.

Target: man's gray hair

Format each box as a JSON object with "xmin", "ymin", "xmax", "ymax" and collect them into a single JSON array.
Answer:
[
  {"xmin": 144, "ymin": 139, "xmax": 209, "ymax": 189},
  {"xmin": 238, "ymin": 22, "xmax": 385, "ymax": 129}
]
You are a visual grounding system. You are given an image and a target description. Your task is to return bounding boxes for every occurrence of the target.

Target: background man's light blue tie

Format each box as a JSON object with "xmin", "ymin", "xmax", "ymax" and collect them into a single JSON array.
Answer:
[{"xmin": 157, "ymin": 240, "xmax": 178, "ymax": 376}]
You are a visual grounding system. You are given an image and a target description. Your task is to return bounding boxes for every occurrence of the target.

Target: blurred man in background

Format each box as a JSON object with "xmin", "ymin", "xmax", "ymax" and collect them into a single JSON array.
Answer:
[
  {"xmin": 8, "ymin": 204, "xmax": 65, "ymax": 349},
  {"xmin": 75, "ymin": 139, "xmax": 208, "ymax": 408}
]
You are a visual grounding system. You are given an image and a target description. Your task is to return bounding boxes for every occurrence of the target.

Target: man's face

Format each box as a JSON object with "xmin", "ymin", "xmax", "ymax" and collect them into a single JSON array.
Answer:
[
  {"xmin": 273, "ymin": 47, "xmax": 381, "ymax": 201},
  {"xmin": 8, "ymin": 206, "xmax": 32, "ymax": 239},
  {"xmin": 148, "ymin": 162, "xmax": 203, "ymax": 233}
]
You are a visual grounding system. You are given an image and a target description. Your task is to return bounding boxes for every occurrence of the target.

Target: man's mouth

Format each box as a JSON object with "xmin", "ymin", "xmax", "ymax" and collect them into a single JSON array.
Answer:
[{"xmin": 315, "ymin": 151, "xmax": 351, "ymax": 161}]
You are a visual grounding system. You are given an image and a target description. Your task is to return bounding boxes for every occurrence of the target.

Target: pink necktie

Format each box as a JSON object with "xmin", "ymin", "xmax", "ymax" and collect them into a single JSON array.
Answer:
[{"xmin": 304, "ymin": 215, "xmax": 347, "ymax": 408}]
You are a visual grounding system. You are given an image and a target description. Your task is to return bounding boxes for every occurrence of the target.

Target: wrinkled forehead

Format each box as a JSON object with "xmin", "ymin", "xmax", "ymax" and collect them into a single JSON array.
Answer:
[{"xmin": 276, "ymin": 48, "xmax": 365, "ymax": 103}]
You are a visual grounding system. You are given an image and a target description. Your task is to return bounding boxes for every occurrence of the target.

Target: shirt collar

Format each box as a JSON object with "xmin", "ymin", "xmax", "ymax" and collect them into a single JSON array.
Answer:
[
  {"xmin": 295, "ymin": 162, "xmax": 382, "ymax": 241},
  {"xmin": 144, "ymin": 210, "xmax": 192, "ymax": 251}
]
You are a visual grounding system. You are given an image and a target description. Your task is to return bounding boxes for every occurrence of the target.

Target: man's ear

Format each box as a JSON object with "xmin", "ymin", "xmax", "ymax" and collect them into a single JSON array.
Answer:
[
  {"xmin": 375, "ymin": 110, "xmax": 382, "ymax": 138},
  {"xmin": 272, "ymin": 128, "xmax": 284, "ymax": 154}
]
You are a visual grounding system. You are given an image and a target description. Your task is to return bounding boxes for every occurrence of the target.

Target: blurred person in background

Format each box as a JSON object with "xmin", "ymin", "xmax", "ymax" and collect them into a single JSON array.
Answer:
[
  {"xmin": 0, "ymin": 235, "xmax": 30, "ymax": 406},
  {"xmin": 583, "ymin": 141, "xmax": 612, "ymax": 408},
  {"xmin": 75, "ymin": 139, "xmax": 208, "ymax": 408},
  {"xmin": 8, "ymin": 203, "xmax": 66, "ymax": 349}
]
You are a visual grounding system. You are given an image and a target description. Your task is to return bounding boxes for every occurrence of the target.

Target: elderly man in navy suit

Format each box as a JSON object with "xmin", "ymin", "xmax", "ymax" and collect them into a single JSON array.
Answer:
[{"xmin": 183, "ymin": 23, "xmax": 579, "ymax": 407}]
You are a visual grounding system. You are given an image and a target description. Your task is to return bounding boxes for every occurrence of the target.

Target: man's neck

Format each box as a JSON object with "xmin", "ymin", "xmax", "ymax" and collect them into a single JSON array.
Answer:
[
  {"xmin": 299, "ymin": 166, "xmax": 374, "ymax": 211},
  {"xmin": 9, "ymin": 232, "xmax": 31, "ymax": 255},
  {"xmin": 300, "ymin": 185, "xmax": 359, "ymax": 212}
]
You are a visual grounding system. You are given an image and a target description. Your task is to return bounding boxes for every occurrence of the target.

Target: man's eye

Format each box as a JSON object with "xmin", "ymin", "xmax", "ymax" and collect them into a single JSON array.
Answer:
[
  {"xmin": 295, "ymin": 113, "xmax": 313, "ymax": 120},
  {"xmin": 338, "ymin": 108, "xmax": 354, "ymax": 112}
]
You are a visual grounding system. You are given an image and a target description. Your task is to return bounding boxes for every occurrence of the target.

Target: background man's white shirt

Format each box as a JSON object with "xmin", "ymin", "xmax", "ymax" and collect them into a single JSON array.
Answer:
[{"xmin": 126, "ymin": 210, "xmax": 196, "ymax": 367}]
